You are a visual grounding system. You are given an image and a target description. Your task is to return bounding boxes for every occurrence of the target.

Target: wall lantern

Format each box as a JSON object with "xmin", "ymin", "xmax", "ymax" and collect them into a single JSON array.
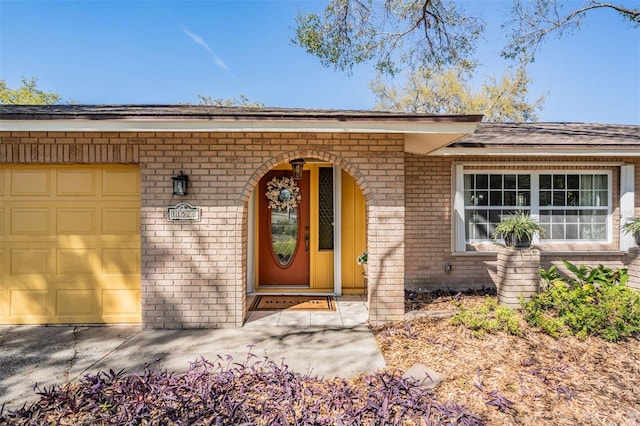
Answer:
[
  {"xmin": 172, "ymin": 171, "xmax": 188, "ymax": 196},
  {"xmin": 290, "ymin": 158, "xmax": 305, "ymax": 180}
]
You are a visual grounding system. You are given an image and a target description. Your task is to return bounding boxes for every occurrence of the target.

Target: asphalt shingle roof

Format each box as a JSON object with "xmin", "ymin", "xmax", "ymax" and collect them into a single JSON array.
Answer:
[
  {"xmin": 0, "ymin": 105, "xmax": 481, "ymax": 123},
  {"xmin": 451, "ymin": 122, "xmax": 640, "ymax": 149}
]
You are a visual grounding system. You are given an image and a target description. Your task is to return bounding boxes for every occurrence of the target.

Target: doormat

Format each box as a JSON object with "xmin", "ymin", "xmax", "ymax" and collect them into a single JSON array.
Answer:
[{"xmin": 250, "ymin": 296, "xmax": 335, "ymax": 311}]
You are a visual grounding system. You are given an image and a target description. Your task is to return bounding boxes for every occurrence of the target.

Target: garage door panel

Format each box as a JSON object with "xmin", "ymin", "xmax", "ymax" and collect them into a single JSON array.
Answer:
[
  {"xmin": 11, "ymin": 169, "xmax": 50, "ymax": 196},
  {"xmin": 57, "ymin": 208, "xmax": 97, "ymax": 234},
  {"xmin": 57, "ymin": 248, "xmax": 97, "ymax": 275},
  {"xmin": 102, "ymin": 208, "xmax": 139, "ymax": 234},
  {"xmin": 103, "ymin": 248, "xmax": 140, "ymax": 275},
  {"xmin": 57, "ymin": 170, "xmax": 96, "ymax": 196},
  {"xmin": 103, "ymin": 170, "xmax": 139, "ymax": 197},
  {"xmin": 11, "ymin": 249, "xmax": 50, "ymax": 275},
  {"xmin": 10, "ymin": 290, "xmax": 49, "ymax": 316},
  {"xmin": 103, "ymin": 289, "xmax": 140, "ymax": 316},
  {"xmin": 11, "ymin": 209, "xmax": 50, "ymax": 235},
  {"xmin": 56, "ymin": 290, "xmax": 96, "ymax": 316},
  {"xmin": 1, "ymin": 165, "xmax": 140, "ymax": 324}
]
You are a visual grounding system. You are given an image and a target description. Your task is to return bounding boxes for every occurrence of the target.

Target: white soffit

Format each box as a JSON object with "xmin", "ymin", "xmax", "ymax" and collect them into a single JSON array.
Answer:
[{"xmin": 405, "ymin": 133, "xmax": 469, "ymax": 155}]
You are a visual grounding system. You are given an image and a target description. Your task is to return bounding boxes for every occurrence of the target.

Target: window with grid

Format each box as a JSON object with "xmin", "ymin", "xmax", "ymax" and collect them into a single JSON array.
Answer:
[{"xmin": 462, "ymin": 171, "xmax": 610, "ymax": 243}]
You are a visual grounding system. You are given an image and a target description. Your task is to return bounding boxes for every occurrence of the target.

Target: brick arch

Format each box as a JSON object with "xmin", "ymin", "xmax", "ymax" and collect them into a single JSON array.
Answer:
[{"xmin": 239, "ymin": 149, "xmax": 372, "ymax": 207}]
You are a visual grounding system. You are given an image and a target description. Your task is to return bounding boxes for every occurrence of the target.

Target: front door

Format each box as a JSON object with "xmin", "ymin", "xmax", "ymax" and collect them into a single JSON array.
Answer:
[{"xmin": 258, "ymin": 170, "xmax": 310, "ymax": 286}]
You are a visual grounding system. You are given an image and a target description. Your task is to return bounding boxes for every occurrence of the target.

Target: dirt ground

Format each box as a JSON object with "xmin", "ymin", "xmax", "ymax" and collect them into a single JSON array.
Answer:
[{"xmin": 373, "ymin": 290, "xmax": 640, "ymax": 425}]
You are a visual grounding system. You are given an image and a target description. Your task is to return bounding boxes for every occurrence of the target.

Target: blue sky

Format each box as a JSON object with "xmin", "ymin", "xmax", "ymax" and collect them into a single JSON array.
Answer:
[{"xmin": 1, "ymin": 0, "xmax": 638, "ymax": 124}]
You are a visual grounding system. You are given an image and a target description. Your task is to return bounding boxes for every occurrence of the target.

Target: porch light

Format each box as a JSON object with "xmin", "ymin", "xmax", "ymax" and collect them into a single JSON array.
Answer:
[
  {"xmin": 172, "ymin": 170, "xmax": 188, "ymax": 196},
  {"xmin": 290, "ymin": 158, "xmax": 305, "ymax": 179}
]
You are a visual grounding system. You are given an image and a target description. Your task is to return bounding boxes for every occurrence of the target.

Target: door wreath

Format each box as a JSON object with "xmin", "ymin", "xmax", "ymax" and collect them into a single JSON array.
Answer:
[{"xmin": 265, "ymin": 176, "xmax": 301, "ymax": 211}]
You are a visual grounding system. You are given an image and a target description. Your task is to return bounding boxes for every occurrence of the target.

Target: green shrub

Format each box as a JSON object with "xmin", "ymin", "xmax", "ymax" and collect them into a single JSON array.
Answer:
[
  {"xmin": 523, "ymin": 261, "xmax": 640, "ymax": 341},
  {"xmin": 451, "ymin": 297, "xmax": 523, "ymax": 337}
]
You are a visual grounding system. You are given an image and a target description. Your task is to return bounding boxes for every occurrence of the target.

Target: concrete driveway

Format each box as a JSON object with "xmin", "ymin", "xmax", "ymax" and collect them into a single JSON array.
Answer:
[{"xmin": 0, "ymin": 296, "xmax": 386, "ymax": 411}]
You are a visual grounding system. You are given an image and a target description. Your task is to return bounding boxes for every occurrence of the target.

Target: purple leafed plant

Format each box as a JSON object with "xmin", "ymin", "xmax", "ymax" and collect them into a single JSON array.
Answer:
[{"xmin": 1, "ymin": 351, "xmax": 485, "ymax": 425}]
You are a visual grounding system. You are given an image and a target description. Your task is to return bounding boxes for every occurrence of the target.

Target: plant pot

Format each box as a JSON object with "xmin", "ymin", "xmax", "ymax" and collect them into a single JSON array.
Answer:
[
  {"xmin": 505, "ymin": 233, "xmax": 532, "ymax": 249},
  {"xmin": 362, "ymin": 264, "xmax": 368, "ymax": 275}
]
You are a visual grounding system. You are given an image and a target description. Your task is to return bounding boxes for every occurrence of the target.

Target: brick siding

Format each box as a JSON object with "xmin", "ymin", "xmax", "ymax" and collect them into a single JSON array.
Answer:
[
  {"xmin": 404, "ymin": 154, "xmax": 640, "ymax": 293},
  {"xmin": 2, "ymin": 131, "xmax": 638, "ymax": 327},
  {"xmin": 1, "ymin": 131, "xmax": 405, "ymax": 327}
]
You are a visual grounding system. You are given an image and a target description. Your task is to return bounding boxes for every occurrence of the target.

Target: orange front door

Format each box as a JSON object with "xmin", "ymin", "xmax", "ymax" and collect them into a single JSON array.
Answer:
[{"xmin": 258, "ymin": 170, "xmax": 310, "ymax": 286}]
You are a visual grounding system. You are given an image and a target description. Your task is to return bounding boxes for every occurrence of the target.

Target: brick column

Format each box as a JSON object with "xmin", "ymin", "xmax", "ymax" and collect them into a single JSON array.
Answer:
[
  {"xmin": 367, "ymin": 206, "xmax": 405, "ymax": 325},
  {"xmin": 496, "ymin": 247, "xmax": 541, "ymax": 309},
  {"xmin": 626, "ymin": 247, "xmax": 640, "ymax": 291}
]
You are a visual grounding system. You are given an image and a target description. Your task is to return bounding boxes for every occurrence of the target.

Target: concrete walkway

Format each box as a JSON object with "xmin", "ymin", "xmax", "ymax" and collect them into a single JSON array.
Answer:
[{"xmin": 0, "ymin": 296, "xmax": 386, "ymax": 411}]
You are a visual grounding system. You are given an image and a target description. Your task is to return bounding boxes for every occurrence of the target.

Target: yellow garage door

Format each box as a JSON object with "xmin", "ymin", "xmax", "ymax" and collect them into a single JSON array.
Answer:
[{"xmin": 0, "ymin": 165, "xmax": 141, "ymax": 324}]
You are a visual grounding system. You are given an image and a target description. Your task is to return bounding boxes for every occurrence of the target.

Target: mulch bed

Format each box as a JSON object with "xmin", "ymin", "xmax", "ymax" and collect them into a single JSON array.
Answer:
[{"xmin": 374, "ymin": 290, "xmax": 640, "ymax": 425}]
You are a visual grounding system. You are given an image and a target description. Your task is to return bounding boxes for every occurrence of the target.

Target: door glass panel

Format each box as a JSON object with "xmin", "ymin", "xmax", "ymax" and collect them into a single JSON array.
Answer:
[
  {"xmin": 318, "ymin": 167, "xmax": 334, "ymax": 250},
  {"xmin": 271, "ymin": 208, "xmax": 298, "ymax": 266}
]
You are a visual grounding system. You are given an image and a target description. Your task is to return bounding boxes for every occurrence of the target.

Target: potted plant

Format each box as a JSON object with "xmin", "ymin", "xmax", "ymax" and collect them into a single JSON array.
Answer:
[
  {"xmin": 357, "ymin": 251, "xmax": 368, "ymax": 274},
  {"xmin": 622, "ymin": 217, "xmax": 640, "ymax": 245},
  {"xmin": 493, "ymin": 211, "xmax": 545, "ymax": 249}
]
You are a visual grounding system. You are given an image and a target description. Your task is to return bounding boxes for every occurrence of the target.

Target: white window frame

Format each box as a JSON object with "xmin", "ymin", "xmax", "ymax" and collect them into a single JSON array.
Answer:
[{"xmin": 453, "ymin": 165, "xmax": 614, "ymax": 252}]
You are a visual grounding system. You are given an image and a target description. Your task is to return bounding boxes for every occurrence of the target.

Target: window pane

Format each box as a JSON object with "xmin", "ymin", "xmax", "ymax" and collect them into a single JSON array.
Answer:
[
  {"xmin": 553, "ymin": 191, "xmax": 566, "ymax": 206},
  {"xmin": 541, "ymin": 223, "xmax": 551, "ymax": 238},
  {"xmin": 504, "ymin": 191, "xmax": 516, "ymax": 206},
  {"xmin": 593, "ymin": 175, "xmax": 607, "ymax": 190},
  {"xmin": 466, "ymin": 210, "xmax": 489, "ymax": 240},
  {"xmin": 464, "ymin": 174, "xmax": 473, "ymax": 190},
  {"xmin": 490, "ymin": 191, "xmax": 502, "ymax": 206},
  {"xmin": 553, "ymin": 175, "xmax": 565, "ymax": 189},
  {"xmin": 504, "ymin": 174, "xmax": 517, "ymax": 189},
  {"xmin": 518, "ymin": 174, "xmax": 531, "ymax": 189},
  {"xmin": 540, "ymin": 175, "xmax": 551, "ymax": 189},
  {"xmin": 567, "ymin": 175, "xmax": 579, "ymax": 189},
  {"xmin": 540, "ymin": 191, "xmax": 551, "ymax": 206},
  {"xmin": 464, "ymin": 190, "xmax": 474, "ymax": 206},
  {"xmin": 517, "ymin": 192, "xmax": 530, "ymax": 206},
  {"xmin": 476, "ymin": 174, "xmax": 488, "ymax": 189},
  {"xmin": 593, "ymin": 224, "xmax": 607, "ymax": 239},
  {"xmin": 552, "ymin": 223, "xmax": 565, "ymax": 239},
  {"xmin": 593, "ymin": 210, "xmax": 607, "ymax": 224},
  {"xmin": 579, "ymin": 224, "xmax": 593, "ymax": 239},
  {"xmin": 477, "ymin": 191, "xmax": 488, "ymax": 206},
  {"xmin": 488, "ymin": 210, "xmax": 501, "ymax": 223},
  {"xmin": 552, "ymin": 210, "xmax": 565, "ymax": 225},
  {"xmin": 490, "ymin": 174, "xmax": 502, "ymax": 189},
  {"xmin": 566, "ymin": 224, "xmax": 578, "ymax": 239},
  {"xmin": 580, "ymin": 191, "xmax": 593, "ymax": 206}
]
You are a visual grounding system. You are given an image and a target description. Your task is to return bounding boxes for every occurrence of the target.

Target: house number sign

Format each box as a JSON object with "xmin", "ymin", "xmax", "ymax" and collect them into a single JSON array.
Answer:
[{"xmin": 167, "ymin": 203, "xmax": 201, "ymax": 221}]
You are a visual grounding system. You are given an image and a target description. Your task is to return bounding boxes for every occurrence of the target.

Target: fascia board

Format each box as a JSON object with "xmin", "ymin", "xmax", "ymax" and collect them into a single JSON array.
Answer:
[{"xmin": 0, "ymin": 119, "xmax": 479, "ymax": 135}]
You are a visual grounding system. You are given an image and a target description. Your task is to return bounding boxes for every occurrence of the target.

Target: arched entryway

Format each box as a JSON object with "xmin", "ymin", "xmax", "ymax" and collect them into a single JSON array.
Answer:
[{"xmin": 246, "ymin": 155, "xmax": 367, "ymax": 296}]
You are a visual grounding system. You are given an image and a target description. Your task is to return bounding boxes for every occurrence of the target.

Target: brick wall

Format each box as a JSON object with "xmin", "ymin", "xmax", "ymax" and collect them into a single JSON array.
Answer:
[
  {"xmin": 1, "ymin": 131, "xmax": 405, "ymax": 328},
  {"xmin": 2, "ymin": 131, "xmax": 637, "ymax": 326},
  {"xmin": 404, "ymin": 154, "xmax": 640, "ymax": 293}
]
